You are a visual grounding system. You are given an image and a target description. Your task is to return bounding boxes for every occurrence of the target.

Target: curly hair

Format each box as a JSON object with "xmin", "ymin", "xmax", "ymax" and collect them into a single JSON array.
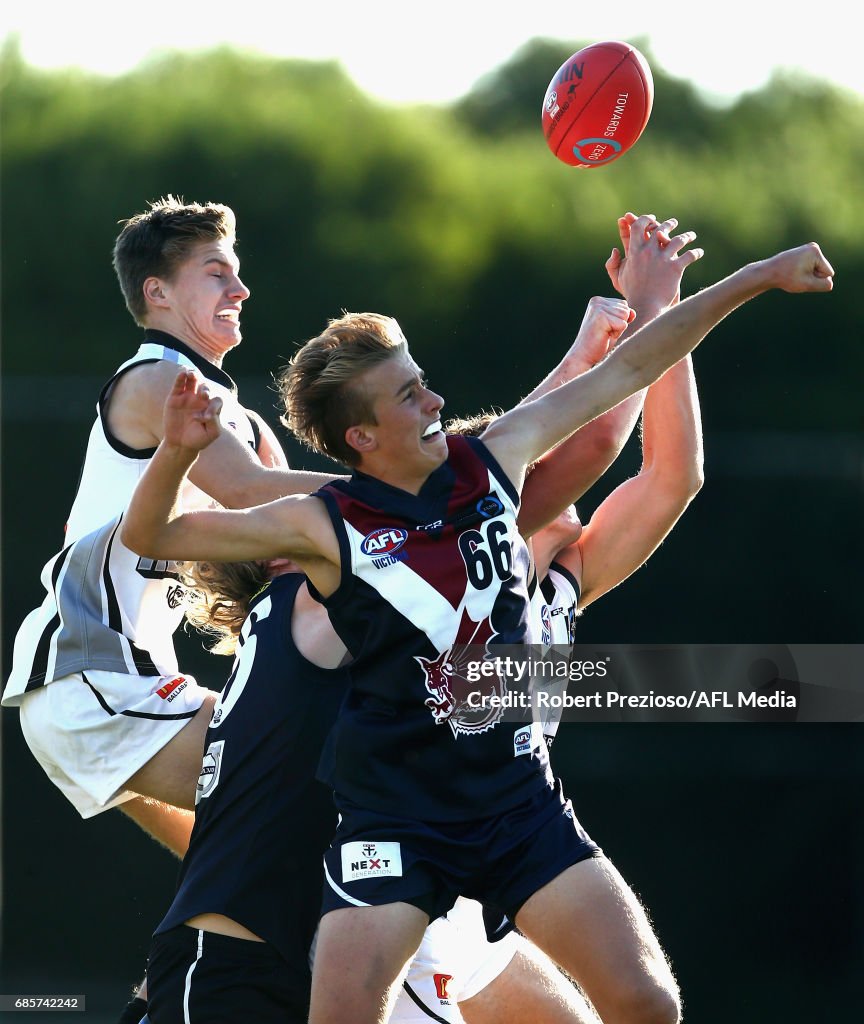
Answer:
[
  {"xmin": 180, "ymin": 559, "xmax": 270, "ymax": 657},
  {"xmin": 443, "ymin": 409, "xmax": 501, "ymax": 438},
  {"xmin": 445, "ymin": 408, "xmax": 539, "ymax": 473}
]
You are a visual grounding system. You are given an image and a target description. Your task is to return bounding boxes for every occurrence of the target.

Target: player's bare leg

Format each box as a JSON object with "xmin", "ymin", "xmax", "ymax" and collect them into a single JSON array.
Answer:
[
  {"xmin": 114, "ymin": 698, "xmax": 218, "ymax": 1024},
  {"xmin": 116, "ymin": 693, "xmax": 215, "ymax": 856},
  {"xmin": 309, "ymin": 903, "xmax": 429, "ymax": 1024},
  {"xmin": 119, "ymin": 796, "xmax": 195, "ymax": 856},
  {"xmin": 516, "ymin": 857, "xmax": 680, "ymax": 1024},
  {"xmin": 123, "ymin": 691, "xmax": 218, "ymax": 810},
  {"xmin": 460, "ymin": 943, "xmax": 602, "ymax": 1024}
]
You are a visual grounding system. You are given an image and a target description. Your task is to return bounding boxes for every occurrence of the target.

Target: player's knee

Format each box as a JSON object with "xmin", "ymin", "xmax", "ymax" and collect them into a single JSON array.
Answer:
[{"xmin": 613, "ymin": 975, "xmax": 681, "ymax": 1024}]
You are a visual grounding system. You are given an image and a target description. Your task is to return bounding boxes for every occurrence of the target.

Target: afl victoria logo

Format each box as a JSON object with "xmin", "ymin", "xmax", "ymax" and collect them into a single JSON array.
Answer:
[
  {"xmin": 513, "ymin": 726, "xmax": 533, "ymax": 756},
  {"xmin": 361, "ymin": 527, "xmax": 408, "ymax": 556}
]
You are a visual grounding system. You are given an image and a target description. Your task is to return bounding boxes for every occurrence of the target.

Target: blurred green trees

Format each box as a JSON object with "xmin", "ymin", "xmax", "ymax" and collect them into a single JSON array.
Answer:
[
  {"xmin": 3, "ymin": 36, "xmax": 861, "ymax": 421},
  {"xmin": 1, "ymin": 36, "xmax": 861, "ymax": 640}
]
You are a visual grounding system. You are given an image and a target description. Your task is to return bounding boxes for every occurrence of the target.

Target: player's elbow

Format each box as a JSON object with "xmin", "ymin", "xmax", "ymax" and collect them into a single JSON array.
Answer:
[
  {"xmin": 120, "ymin": 520, "xmax": 147, "ymax": 555},
  {"xmin": 587, "ymin": 416, "xmax": 632, "ymax": 463},
  {"xmin": 683, "ymin": 457, "xmax": 705, "ymax": 500},
  {"xmin": 121, "ymin": 519, "xmax": 165, "ymax": 558},
  {"xmin": 657, "ymin": 444, "xmax": 704, "ymax": 501},
  {"xmin": 651, "ymin": 460, "xmax": 703, "ymax": 513},
  {"xmin": 672, "ymin": 469, "xmax": 704, "ymax": 509}
]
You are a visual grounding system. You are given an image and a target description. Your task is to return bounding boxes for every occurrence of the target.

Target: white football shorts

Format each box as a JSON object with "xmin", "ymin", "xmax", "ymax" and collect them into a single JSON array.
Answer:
[
  {"xmin": 391, "ymin": 897, "xmax": 520, "ymax": 1023},
  {"xmin": 18, "ymin": 669, "xmax": 210, "ymax": 818}
]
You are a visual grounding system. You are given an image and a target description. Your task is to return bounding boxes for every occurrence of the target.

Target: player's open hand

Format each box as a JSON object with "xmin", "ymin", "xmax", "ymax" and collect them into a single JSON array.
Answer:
[
  {"xmin": 765, "ymin": 243, "xmax": 835, "ymax": 293},
  {"xmin": 163, "ymin": 369, "xmax": 223, "ymax": 452},
  {"xmin": 607, "ymin": 212, "xmax": 704, "ymax": 310},
  {"xmin": 572, "ymin": 295, "xmax": 636, "ymax": 365},
  {"xmin": 605, "ymin": 211, "xmax": 639, "ymax": 294}
]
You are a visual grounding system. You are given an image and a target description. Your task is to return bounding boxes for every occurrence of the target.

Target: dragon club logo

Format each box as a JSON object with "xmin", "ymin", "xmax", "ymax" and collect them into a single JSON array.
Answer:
[{"xmin": 414, "ymin": 609, "xmax": 504, "ymax": 737}]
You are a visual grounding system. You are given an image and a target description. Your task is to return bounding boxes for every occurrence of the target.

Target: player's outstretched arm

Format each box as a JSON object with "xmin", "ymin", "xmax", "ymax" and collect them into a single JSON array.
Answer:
[
  {"xmin": 121, "ymin": 371, "xmax": 340, "ymax": 586},
  {"xmin": 188, "ymin": 421, "xmax": 343, "ymax": 507},
  {"xmin": 483, "ymin": 242, "xmax": 834, "ymax": 489},
  {"xmin": 107, "ymin": 359, "xmax": 343, "ymax": 508},
  {"xmin": 517, "ymin": 295, "xmax": 642, "ymax": 536},
  {"xmin": 552, "ymin": 354, "xmax": 703, "ymax": 607},
  {"xmin": 521, "ymin": 213, "xmax": 700, "ymax": 407},
  {"xmin": 515, "ymin": 213, "xmax": 703, "ymax": 532}
]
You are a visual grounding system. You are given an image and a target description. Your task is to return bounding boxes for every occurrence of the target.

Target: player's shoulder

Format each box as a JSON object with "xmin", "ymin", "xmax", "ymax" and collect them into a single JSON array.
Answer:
[
  {"xmin": 107, "ymin": 358, "xmax": 180, "ymax": 416},
  {"xmin": 107, "ymin": 334, "xmax": 218, "ymax": 401},
  {"xmin": 447, "ymin": 431, "xmax": 521, "ymax": 508},
  {"xmin": 99, "ymin": 354, "xmax": 187, "ymax": 451},
  {"xmin": 444, "ymin": 431, "xmax": 490, "ymax": 469},
  {"xmin": 118, "ymin": 355, "xmax": 186, "ymax": 388}
]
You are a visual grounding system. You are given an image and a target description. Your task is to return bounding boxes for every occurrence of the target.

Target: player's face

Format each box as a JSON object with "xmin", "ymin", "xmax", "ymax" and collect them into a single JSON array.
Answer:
[
  {"xmin": 358, "ymin": 351, "xmax": 447, "ymax": 484},
  {"xmin": 156, "ymin": 239, "xmax": 250, "ymax": 360}
]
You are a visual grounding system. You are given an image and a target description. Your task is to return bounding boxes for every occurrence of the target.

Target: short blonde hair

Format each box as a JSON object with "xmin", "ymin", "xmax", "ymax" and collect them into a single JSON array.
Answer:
[
  {"xmin": 277, "ymin": 311, "xmax": 407, "ymax": 466},
  {"xmin": 113, "ymin": 195, "xmax": 236, "ymax": 325}
]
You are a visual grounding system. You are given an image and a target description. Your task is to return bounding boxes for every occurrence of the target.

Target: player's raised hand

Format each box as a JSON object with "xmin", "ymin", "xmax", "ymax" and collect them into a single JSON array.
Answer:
[
  {"xmin": 607, "ymin": 212, "xmax": 704, "ymax": 311},
  {"xmin": 605, "ymin": 211, "xmax": 640, "ymax": 294},
  {"xmin": 572, "ymin": 295, "xmax": 636, "ymax": 365},
  {"xmin": 163, "ymin": 369, "xmax": 223, "ymax": 452},
  {"xmin": 764, "ymin": 243, "xmax": 835, "ymax": 293}
]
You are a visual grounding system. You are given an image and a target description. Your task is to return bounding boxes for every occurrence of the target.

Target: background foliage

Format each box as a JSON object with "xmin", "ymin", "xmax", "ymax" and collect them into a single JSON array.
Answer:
[{"xmin": 1, "ymin": 38, "xmax": 861, "ymax": 1020}]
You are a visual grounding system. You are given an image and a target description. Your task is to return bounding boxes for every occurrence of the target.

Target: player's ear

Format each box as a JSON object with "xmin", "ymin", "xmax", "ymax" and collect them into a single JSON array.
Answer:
[
  {"xmin": 345, "ymin": 425, "xmax": 377, "ymax": 457},
  {"xmin": 143, "ymin": 276, "xmax": 169, "ymax": 308}
]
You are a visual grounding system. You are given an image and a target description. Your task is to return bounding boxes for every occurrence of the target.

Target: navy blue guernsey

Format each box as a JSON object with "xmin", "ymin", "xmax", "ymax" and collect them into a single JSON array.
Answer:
[
  {"xmin": 312, "ymin": 434, "xmax": 552, "ymax": 823},
  {"xmin": 155, "ymin": 573, "xmax": 348, "ymax": 965}
]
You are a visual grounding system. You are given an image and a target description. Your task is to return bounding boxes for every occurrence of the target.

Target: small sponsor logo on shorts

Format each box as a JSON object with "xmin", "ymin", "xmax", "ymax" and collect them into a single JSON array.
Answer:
[
  {"xmin": 156, "ymin": 676, "xmax": 187, "ymax": 701},
  {"xmin": 341, "ymin": 841, "xmax": 403, "ymax": 882},
  {"xmin": 196, "ymin": 740, "xmax": 225, "ymax": 803},
  {"xmin": 433, "ymin": 974, "xmax": 453, "ymax": 1003},
  {"xmin": 513, "ymin": 724, "xmax": 534, "ymax": 756}
]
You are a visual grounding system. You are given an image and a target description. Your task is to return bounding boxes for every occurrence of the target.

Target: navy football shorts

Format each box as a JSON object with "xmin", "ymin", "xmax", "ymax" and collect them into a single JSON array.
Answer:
[
  {"xmin": 321, "ymin": 778, "xmax": 601, "ymax": 923},
  {"xmin": 146, "ymin": 926, "xmax": 309, "ymax": 1024}
]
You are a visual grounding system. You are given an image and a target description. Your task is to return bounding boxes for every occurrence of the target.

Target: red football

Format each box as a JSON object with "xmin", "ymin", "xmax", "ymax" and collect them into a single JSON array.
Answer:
[{"xmin": 541, "ymin": 41, "xmax": 654, "ymax": 168}]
